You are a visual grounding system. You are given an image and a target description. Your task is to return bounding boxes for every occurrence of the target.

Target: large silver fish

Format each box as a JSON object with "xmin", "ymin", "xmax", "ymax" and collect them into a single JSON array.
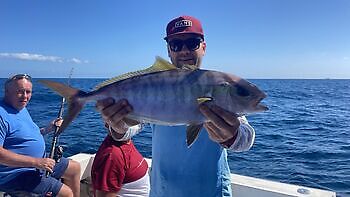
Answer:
[{"xmin": 40, "ymin": 57, "xmax": 268, "ymax": 146}]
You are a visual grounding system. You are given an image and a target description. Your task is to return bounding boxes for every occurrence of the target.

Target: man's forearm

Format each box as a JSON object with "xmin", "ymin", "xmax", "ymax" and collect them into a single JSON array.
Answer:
[
  {"xmin": 221, "ymin": 116, "xmax": 255, "ymax": 151},
  {"xmin": 0, "ymin": 147, "xmax": 37, "ymax": 167}
]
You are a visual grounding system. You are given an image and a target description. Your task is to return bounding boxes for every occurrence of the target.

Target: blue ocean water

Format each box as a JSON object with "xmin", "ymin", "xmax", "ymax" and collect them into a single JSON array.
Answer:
[{"xmin": 1, "ymin": 78, "xmax": 349, "ymax": 196}]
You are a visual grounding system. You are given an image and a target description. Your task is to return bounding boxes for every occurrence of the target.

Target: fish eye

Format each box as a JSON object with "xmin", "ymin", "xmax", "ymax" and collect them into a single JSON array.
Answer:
[{"xmin": 235, "ymin": 85, "xmax": 250, "ymax": 97}]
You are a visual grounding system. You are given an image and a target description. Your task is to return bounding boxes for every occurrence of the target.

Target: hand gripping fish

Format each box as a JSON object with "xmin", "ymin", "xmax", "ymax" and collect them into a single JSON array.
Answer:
[{"xmin": 40, "ymin": 57, "xmax": 268, "ymax": 147}]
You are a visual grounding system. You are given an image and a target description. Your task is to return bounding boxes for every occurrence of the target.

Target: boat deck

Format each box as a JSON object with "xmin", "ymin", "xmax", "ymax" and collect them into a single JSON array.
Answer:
[{"xmin": 72, "ymin": 153, "xmax": 336, "ymax": 197}]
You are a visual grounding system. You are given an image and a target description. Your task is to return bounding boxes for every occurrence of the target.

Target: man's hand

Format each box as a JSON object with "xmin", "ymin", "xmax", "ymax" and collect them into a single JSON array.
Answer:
[
  {"xmin": 96, "ymin": 98, "xmax": 133, "ymax": 136},
  {"xmin": 40, "ymin": 117, "xmax": 63, "ymax": 135},
  {"xmin": 199, "ymin": 103, "xmax": 240, "ymax": 144},
  {"xmin": 54, "ymin": 118, "xmax": 63, "ymax": 127},
  {"xmin": 35, "ymin": 158, "xmax": 56, "ymax": 172}
]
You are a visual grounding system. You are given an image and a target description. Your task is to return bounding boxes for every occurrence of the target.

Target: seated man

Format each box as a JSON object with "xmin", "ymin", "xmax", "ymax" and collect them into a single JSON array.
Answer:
[
  {"xmin": 91, "ymin": 123, "xmax": 149, "ymax": 197},
  {"xmin": 0, "ymin": 74, "xmax": 81, "ymax": 197}
]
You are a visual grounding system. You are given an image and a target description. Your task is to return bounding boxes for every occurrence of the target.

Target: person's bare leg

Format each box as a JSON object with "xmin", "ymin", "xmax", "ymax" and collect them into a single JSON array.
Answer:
[
  {"xmin": 57, "ymin": 184, "xmax": 73, "ymax": 197},
  {"xmin": 62, "ymin": 160, "xmax": 81, "ymax": 197}
]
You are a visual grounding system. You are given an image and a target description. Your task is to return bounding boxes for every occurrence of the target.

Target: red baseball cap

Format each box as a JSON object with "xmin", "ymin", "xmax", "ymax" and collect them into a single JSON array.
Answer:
[{"xmin": 164, "ymin": 15, "xmax": 204, "ymax": 40}]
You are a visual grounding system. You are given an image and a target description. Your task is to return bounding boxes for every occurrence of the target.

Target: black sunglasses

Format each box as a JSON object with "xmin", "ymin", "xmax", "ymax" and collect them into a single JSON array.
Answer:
[
  {"xmin": 168, "ymin": 37, "xmax": 203, "ymax": 52},
  {"xmin": 5, "ymin": 74, "xmax": 32, "ymax": 84}
]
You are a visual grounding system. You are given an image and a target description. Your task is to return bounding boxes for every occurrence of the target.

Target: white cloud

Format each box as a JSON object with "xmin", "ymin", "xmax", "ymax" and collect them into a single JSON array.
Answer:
[
  {"xmin": 68, "ymin": 58, "xmax": 89, "ymax": 64},
  {"xmin": 0, "ymin": 52, "xmax": 87, "ymax": 64}
]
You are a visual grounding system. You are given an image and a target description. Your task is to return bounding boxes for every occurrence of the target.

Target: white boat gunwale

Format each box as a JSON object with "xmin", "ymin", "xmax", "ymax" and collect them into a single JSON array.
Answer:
[{"xmin": 70, "ymin": 153, "xmax": 337, "ymax": 197}]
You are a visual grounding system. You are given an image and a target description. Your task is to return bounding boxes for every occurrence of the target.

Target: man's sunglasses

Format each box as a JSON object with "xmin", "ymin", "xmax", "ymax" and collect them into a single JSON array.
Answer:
[
  {"xmin": 168, "ymin": 37, "xmax": 203, "ymax": 52},
  {"xmin": 5, "ymin": 74, "xmax": 32, "ymax": 84}
]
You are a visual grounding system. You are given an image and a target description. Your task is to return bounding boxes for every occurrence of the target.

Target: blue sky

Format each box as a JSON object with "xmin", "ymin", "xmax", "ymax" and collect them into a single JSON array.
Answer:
[{"xmin": 0, "ymin": 0, "xmax": 349, "ymax": 79}]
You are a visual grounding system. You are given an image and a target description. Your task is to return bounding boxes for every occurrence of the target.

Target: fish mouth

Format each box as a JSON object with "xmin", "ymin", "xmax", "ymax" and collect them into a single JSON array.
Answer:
[
  {"xmin": 256, "ymin": 103, "xmax": 268, "ymax": 111},
  {"xmin": 254, "ymin": 97, "xmax": 268, "ymax": 112}
]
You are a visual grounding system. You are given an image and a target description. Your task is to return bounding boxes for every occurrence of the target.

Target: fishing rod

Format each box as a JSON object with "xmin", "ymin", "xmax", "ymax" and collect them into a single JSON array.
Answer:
[{"xmin": 46, "ymin": 68, "xmax": 73, "ymax": 177}]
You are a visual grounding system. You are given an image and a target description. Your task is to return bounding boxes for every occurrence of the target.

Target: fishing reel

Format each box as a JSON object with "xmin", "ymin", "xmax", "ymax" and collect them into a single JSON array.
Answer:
[{"xmin": 53, "ymin": 145, "xmax": 64, "ymax": 162}]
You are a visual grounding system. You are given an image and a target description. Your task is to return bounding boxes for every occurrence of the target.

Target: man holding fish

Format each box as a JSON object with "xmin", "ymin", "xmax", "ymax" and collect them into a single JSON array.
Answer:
[
  {"xmin": 93, "ymin": 16, "xmax": 268, "ymax": 197},
  {"xmin": 40, "ymin": 15, "xmax": 267, "ymax": 196}
]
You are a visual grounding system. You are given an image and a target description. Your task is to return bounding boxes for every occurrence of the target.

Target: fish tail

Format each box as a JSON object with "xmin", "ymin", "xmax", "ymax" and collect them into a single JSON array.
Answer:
[{"xmin": 39, "ymin": 80, "xmax": 87, "ymax": 134}]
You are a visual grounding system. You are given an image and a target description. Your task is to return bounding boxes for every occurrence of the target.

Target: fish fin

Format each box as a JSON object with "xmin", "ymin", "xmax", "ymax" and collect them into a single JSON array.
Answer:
[
  {"xmin": 39, "ymin": 80, "xmax": 87, "ymax": 135},
  {"xmin": 186, "ymin": 123, "xmax": 203, "ymax": 147},
  {"xmin": 39, "ymin": 80, "xmax": 81, "ymax": 99},
  {"xmin": 197, "ymin": 97, "xmax": 213, "ymax": 105},
  {"xmin": 58, "ymin": 98, "xmax": 85, "ymax": 135},
  {"xmin": 182, "ymin": 64, "xmax": 199, "ymax": 70},
  {"xmin": 94, "ymin": 56, "xmax": 177, "ymax": 90},
  {"xmin": 153, "ymin": 56, "xmax": 178, "ymax": 71}
]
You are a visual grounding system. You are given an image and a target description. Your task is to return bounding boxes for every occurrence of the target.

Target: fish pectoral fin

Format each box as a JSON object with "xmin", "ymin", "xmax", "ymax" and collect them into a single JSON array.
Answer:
[
  {"xmin": 197, "ymin": 97, "xmax": 213, "ymax": 105},
  {"xmin": 123, "ymin": 117, "xmax": 140, "ymax": 126},
  {"xmin": 186, "ymin": 124, "xmax": 203, "ymax": 148}
]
